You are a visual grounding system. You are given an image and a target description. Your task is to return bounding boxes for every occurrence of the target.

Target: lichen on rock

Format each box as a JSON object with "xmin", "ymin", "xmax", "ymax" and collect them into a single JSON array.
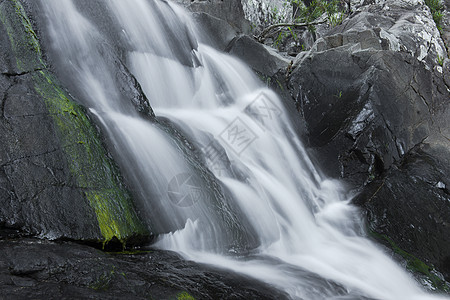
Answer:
[
  {"xmin": 0, "ymin": 0, "xmax": 149, "ymax": 245},
  {"xmin": 0, "ymin": 0, "xmax": 44, "ymax": 73},
  {"xmin": 33, "ymin": 70, "xmax": 148, "ymax": 245}
]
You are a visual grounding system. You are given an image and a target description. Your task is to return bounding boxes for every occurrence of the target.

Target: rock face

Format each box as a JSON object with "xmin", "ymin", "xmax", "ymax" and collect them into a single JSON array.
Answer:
[
  {"xmin": 0, "ymin": 0, "xmax": 149, "ymax": 246},
  {"xmin": 0, "ymin": 236, "xmax": 288, "ymax": 299},
  {"xmin": 176, "ymin": 0, "xmax": 250, "ymax": 33},
  {"xmin": 227, "ymin": 35, "xmax": 291, "ymax": 77},
  {"xmin": 354, "ymin": 144, "xmax": 450, "ymax": 285},
  {"xmin": 290, "ymin": 0, "xmax": 447, "ymax": 184},
  {"xmin": 287, "ymin": 0, "xmax": 450, "ymax": 284},
  {"xmin": 191, "ymin": 12, "xmax": 240, "ymax": 51},
  {"xmin": 439, "ymin": 0, "xmax": 450, "ymax": 51}
]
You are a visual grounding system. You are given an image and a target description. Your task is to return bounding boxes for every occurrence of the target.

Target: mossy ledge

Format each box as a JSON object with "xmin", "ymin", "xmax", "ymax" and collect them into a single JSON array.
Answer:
[
  {"xmin": 368, "ymin": 228, "xmax": 450, "ymax": 293},
  {"xmin": 0, "ymin": 0, "xmax": 149, "ymax": 246}
]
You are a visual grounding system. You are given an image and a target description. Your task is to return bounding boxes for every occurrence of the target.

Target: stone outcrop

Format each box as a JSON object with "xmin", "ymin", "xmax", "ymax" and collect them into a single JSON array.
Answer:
[
  {"xmin": 286, "ymin": 0, "xmax": 450, "ymax": 285},
  {"xmin": 0, "ymin": 0, "xmax": 149, "ymax": 246},
  {"xmin": 0, "ymin": 236, "xmax": 288, "ymax": 299}
]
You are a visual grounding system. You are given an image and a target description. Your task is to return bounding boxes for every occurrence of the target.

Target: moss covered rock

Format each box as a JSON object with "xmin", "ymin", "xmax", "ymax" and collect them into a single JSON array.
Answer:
[{"xmin": 0, "ymin": 0, "xmax": 148, "ymax": 246}]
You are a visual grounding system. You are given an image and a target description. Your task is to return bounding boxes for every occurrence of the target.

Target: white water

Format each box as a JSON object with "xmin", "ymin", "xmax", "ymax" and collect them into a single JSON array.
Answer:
[{"xmin": 41, "ymin": 0, "xmax": 448, "ymax": 299}]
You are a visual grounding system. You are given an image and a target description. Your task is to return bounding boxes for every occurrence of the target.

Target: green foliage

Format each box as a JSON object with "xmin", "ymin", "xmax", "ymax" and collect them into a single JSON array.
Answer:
[
  {"xmin": 334, "ymin": 90, "xmax": 343, "ymax": 99},
  {"xmin": 425, "ymin": 0, "xmax": 444, "ymax": 31},
  {"xmin": 274, "ymin": 30, "xmax": 287, "ymax": 47},
  {"xmin": 90, "ymin": 266, "xmax": 117, "ymax": 291},
  {"xmin": 329, "ymin": 10, "xmax": 346, "ymax": 27},
  {"xmin": 260, "ymin": 0, "xmax": 347, "ymax": 50},
  {"xmin": 287, "ymin": 26, "xmax": 299, "ymax": 45},
  {"xmin": 294, "ymin": 0, "xmax": 344, "ymax": 29},
  {"xmin": 437, "ymin": 55, "xmax": 444, "ymax": 66}
]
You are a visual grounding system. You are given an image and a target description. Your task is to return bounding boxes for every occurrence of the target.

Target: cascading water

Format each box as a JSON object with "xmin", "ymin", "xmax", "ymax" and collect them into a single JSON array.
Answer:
[{"xmin": 40, "ymin": 0, "xmax": 448, "ymax": 299}]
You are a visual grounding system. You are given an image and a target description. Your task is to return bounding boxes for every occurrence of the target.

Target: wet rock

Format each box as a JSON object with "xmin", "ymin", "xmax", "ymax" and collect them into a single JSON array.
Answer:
[
  {"xmin": 0, "ymin": 0, "xmax": 149, "ymax": 245},
  {"xmin": 289, "ymin": 0, "xmax": 449, "ymax": 186},
  {"xmin": 27, "ymin": 0, "xmax": 156, "ymax": 117},
  {"xmin": 192, "ymin": 12, "xmax": 239, "ymax": 51},
  {"xmin": 290, "ymin": 49, "xmax": 444, "ymax": 185},
  {"xmin": 354, "ymin": 144, "xmax": 450, "ymax": 283},
  {"xmin": 0, "ymin": 238, "xmax": 288, "ymax": 299},
  {"xmin": 227, "ymin": 35, "xmax": 290, "ymax": 77},
  {"xmin": 176, "ymin": 0, "xmax": 251, "ymax": 34},
  {"xmin": 288, "ymin": 0, "xmax": 450, "ymax": 283},
  {"xmin": 107, "ymin": 47, "xmax": 155, "ymax": 117}
]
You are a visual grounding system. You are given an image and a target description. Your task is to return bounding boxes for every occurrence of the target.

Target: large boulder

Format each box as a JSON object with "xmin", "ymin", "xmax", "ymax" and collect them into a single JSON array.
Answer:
[
  {"xmin": 289, "ymin": 0, "xmax": 447, "ymax": 184},
  {"xmin": 0, "ymin": 0, "xmax": 149, "ymax": 246},
  {"xmin": 288, "ymin": 0, "xmax": 450, "ymax": 286}
]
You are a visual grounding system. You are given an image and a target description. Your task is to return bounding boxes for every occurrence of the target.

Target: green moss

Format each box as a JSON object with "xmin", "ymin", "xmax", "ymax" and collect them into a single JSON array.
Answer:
[
  {"xmin": 276, "ymin": 79, "xmax": 284, "ymax": 91},
  {"xmin": 0, "ymin": 0, "xmax": 44, "ymax": 72},
  {"xmin": 176, "ymin": 291, "xmax": 195, "ymax": 300},
  {"xmin": 369, "ymin": 229, "xmax": 449, "ymax": 292},
  {"xmin": 90, "ymin": 266, "xmax": 117, "ymax": 291},
  {"xmin": 1, "ymin": 0, "xmax": 148, "ymax": 244},
  {"xmin": 33, "ymin": 70, "xmax": 148, "ymax": 244}
]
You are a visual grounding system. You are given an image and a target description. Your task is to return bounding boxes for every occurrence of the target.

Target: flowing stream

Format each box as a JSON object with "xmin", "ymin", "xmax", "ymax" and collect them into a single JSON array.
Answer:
[{"xmin": 40, "ymin": 0, "xmax": 448, "ymax": 299}]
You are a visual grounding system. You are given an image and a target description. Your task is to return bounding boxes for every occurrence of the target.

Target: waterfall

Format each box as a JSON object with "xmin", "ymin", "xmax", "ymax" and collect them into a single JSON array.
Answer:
[{"xmin": 40, "ymin": 0, "xmax": 447, "ymax": 299}]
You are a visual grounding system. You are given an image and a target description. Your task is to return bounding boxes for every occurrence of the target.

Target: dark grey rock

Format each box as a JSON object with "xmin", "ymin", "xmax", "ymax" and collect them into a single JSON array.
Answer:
[
  {"xmin": 290, "ymin": 49, "xmax": 442, "ymax": 185},
  {"xmin": 177, "ymin": 0, "xmax": 251, "ymax": 34},
  {"xmin": 0, "ymin": 19, "xmax": 12, "ymax": 74},
  {"xmin": 288, "ymin": 0, "xmax": 450, "ymax": 283},
  {"xmin": 0, "ymin": 74, "xmax": 103, "ymax": 241},
  {"xmin": 354, "ymin": 144, "xmax": 450, "ymax": 282},
  {"xmin": 0, "ymin": 0, "xmax": 149, "ymax": 245},
  {"xmin": 289, "ymin": 0, "xmax": 449, "ymax": 185},
  {"xmin": 192, "ymin": 12, "xmax": 239, "ymax": 51},
  {"xmin": 227, "ymin": 35, "xmax": 290, "ymax": 77},
  {"xmin": 108, "ymin": 47, "xmax": 155, "ymax": 117},
  {"xmin": 0, "ymin": 238, "xmax": 289, "ymax": 299},
  {"xmin": 0, "ymin": 0, "xmax": 44, "ymax": 75}
]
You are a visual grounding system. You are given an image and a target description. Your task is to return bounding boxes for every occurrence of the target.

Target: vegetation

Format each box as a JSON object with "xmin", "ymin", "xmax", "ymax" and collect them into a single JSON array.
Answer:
[
  {"xmin": 176, "ymin": 291, "xmax": 195, "ymax": 300},
  {"xmin": 256, "ymin": 0, "xmax": 348, "ymax": 47},
  {"xmin": 89, "ymin": 266, "xmax": 122, "ymax": 291},
  {"xmin": 424, "ymin": 0, "xmax": 444, "ymax": 32},
  {"xmin": 369, "ymin": 229, "xmax": 450, "ymax": 292},
  {"xmin": 437, "ymin": 55, "xmax": 444, "ymax": 66}
]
